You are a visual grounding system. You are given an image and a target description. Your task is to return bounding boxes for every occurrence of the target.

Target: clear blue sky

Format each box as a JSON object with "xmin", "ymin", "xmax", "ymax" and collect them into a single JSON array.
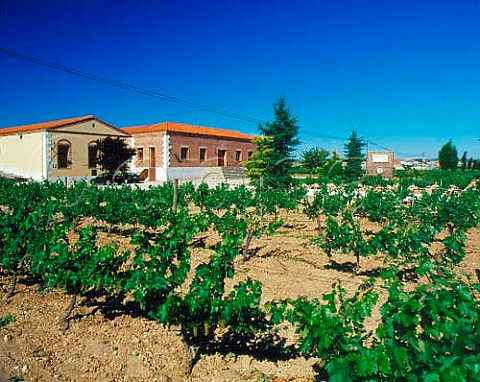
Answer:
[{"xmin": 1, "ymin": 0, "xmax": 480, "ymax": 159}]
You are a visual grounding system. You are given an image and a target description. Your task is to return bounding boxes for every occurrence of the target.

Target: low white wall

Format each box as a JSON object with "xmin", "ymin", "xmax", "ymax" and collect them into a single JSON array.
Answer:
[
  {"xmin": 0, "ymin": 166, "xmax": 44, "ymax": 181},
  {"xmin": 134, "ymin": 166, "xmax": 250, "ymax": 187},
  {"xmin": 167, "ymin": 167, "xmax": 250, "ymax": 187},
  {"xmin": 167, "ymin": 167, "xmax": 224, "ymax": 184}
]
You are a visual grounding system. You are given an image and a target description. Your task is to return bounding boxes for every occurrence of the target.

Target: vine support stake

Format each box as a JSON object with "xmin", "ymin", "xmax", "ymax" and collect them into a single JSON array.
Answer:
[
  {"xmin": 241, "ymin": 232, "xmax": 254, "ymax": 263},
  {"xmin": 173, "ymin": 178, "xmax": 179, "ymax": 213},
  {"xmin": 6, "ymin": 267, "xmax": 18, "ymax": 298}
]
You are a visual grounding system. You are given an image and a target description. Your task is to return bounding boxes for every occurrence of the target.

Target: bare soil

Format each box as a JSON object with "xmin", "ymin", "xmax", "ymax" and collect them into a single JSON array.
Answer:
[{"xmin": 1, "ymin": 212, "xmax": 479, "ymax": 382}]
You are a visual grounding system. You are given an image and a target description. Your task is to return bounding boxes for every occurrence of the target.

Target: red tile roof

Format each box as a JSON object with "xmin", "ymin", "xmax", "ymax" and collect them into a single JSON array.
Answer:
[
  {"xmin": 0, "ymin": 115, "xmax": 130, "ymax": 136},
  {"xmin": 0, "ymin": 115, "xmax": 95, "ymax": 136},
  {"xmin": 123, "ymin": 121, "xmax": 253, "ymax": 141}
]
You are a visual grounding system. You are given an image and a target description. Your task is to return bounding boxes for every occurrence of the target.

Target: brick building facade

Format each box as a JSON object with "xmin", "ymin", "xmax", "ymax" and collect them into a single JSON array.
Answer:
[
  {"xmin": 366, "ymin": 151, "xmax": 395, "ymax": 178},
  {"xmin": 123, "ymin": 122, "xmax": 255, "ymax": 183}
]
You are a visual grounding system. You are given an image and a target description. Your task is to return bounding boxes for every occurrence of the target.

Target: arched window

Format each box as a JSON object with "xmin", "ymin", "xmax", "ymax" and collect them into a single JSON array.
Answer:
[
  {"xmin": 88, "ymin": 141, "xmax": 98, "ymax": 168},
  {"xmin": 57, "ymin": 140, "xmax": 72, "ymax": 169}
]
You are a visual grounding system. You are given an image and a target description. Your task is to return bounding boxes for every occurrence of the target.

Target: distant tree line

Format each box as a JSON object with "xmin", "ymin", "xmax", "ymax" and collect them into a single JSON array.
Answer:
[
  {"xmin": 245, "ymin": 97, "xmax": 479, "ymax": 186},
  {"xmin": 439, "ymin": 140, "xmax": 480, "ymax": 171},
  {"xmin": 246, "ymin": 97, "xmax": 369, "ymax": 186}
]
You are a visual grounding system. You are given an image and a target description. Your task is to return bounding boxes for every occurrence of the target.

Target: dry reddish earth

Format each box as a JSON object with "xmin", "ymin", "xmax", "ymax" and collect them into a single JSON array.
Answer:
[{"xmin": 1, "ymin": 211, "xmax": 479, "ymax": 382}]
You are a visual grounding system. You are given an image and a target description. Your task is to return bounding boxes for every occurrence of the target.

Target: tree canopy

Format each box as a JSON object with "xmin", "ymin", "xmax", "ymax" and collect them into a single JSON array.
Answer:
[
  {"xmin": 438, "ymin": 140, "xmax": 459, "ymax": 170},
  {"xmin": 246, "ymin": 136, "xmax": 276, "ymax": 181},
  {"xmin": 324, "ymin": 150, "xmax": 344, "ymax": 179},
  {"xmin": 299, "ymin": 147, "xmax": 344, "ymax": 180},
  {"xmin": 343, "ymin": 130, "xmax": 365, "ymax": 181},
  {"xmin": 95, "ymin": 137, "xmax": 135, "ymax": 181},
  {"xmin": 300, "ymin": 147, "xmax": 330, "ymax": 173},
  {"xmin": 248, "ymin": 97, "xmax": 300, "ymax": 188},
  {"xmin": 259, "ymin": 97, "xmax": 300, "ymax": 159}
]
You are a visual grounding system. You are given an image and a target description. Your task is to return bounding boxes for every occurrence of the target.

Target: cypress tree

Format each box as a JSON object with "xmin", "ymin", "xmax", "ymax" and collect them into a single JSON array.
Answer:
[
  {"xmin": 460, "ymin": 151, "xmax": 467, "ymax": 171},
  {"xmin": 255, "ymin": 97, "xmax": 300, "ymax": 188},
  {"xmin": 343, "ymin": 130, "xmax": 365, "ymax": 181},
  {"xmin": 438, "ymin": 140, "xmax": 458, "ymax": 170}
]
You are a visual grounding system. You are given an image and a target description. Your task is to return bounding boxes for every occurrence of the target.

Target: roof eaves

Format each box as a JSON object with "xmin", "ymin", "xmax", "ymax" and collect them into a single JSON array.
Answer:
[
  {"xmin": 164, "ymin": 121, "xmax": 253, "ymax": 140},
  {"xmin": 0, "ymin": 115, "xmax": 94, "ymax": 136},
  {"xmin": 122, "ymin": 121, "xmax": 253, "ymax": 140},
  {"xmin": 0, "ymin": 115, "xmax": 131, "ymax": 137}
]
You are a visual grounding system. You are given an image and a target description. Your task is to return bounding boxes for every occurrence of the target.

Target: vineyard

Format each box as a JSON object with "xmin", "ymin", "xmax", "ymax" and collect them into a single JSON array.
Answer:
[{"xmin": 1, "ymin": 174, "xmax": 480, "ymax": 382}]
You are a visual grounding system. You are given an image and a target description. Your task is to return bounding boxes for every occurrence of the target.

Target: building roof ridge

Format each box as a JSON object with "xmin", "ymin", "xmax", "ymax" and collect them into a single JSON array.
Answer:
[
  {"xmin": 122, "ymin": 120, "xmax": 253, "ymax": 140},
  {"xmin": 0, "ymin": 115, "xmax": 95, "ymax": 136},
  {"xmin": 0, "ymin": 115, "xmax": 130, "ymax": 137}
]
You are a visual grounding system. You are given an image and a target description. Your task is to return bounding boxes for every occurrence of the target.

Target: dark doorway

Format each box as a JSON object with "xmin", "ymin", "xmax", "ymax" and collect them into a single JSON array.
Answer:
[
  {"xmin": 149, "ymin": 147, "xmax": 156, "ymax": 181},
  {"xmin": 217, "ymin": 149, "xmax": 227, "ymax": 167}
]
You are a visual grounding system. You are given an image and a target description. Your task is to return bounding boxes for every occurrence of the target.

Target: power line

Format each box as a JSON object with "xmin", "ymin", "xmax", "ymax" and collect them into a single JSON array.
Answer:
[
  {"xmin": 302, "ymin": 129, "xmax": 348, "ymax": 142},
  {"xmin": 0, "ymin": 47, "xmax": 426, "ymax": 158},
  {"xmin": 0, "ymin": 47, "xmax": 263, "ymax": 124},
  {"xmin": 369, "ymin": 140, "xmax": 422, "ymax": 158},
  {"xmin": 302, "ymin": 129, "xmax": 423, "ymax": 158}
]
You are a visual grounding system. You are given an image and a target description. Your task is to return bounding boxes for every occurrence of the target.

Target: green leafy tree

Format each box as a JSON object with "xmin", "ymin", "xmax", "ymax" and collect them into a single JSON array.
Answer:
[
  {"xmin": 323, "ymin": 150, "xmax": 344, "ymax": 179},
  {"xmin": 300, "ymin": 147, "xmax": 329, "ymax": 174},
  {"xmin": 343, "ymin": 130, "xmax": 365, "ymax": 181},
  {"xmin": 246, "ymin": 136, "xmax": 276, "ymax": 183},
  {"xmin": 252, "ymin": 97, "xmax": 300, "ymax": 188},
  {"xmin": 438, "ymin": 140, "xmax": 458, "ymax": 170},
  {"xmin": 95, "ymin": 137, "xmax": 135, "ymax": 181}
]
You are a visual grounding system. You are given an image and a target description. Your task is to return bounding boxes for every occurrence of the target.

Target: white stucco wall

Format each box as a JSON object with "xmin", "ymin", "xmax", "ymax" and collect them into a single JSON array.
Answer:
[{"xmin": 0, "ymin": 131, "xmax": 45, "ymax": 180}]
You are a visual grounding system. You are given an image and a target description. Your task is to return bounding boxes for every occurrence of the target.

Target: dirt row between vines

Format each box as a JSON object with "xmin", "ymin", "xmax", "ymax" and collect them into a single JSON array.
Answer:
[{"xmin": 1, "ymin": 211, "xmax": 479, "ymax": 382}]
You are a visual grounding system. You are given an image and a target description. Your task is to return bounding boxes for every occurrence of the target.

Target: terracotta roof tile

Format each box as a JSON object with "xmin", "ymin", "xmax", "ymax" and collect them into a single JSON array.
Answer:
[
  {"xmin": 123, "ymin": 121, "xmax": 253, "ymax": 141},
  {"xmin": 0, "ymin": 115, "xmax": 96, "ymax": 136}
]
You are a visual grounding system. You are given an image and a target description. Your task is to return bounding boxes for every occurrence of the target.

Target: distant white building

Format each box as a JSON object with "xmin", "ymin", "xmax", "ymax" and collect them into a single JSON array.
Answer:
[{"xmin": 401, "ymin": 159, "xmax": 439, "ymax": 170}]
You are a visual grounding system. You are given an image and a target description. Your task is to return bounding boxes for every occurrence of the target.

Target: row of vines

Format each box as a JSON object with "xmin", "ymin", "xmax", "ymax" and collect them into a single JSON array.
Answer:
[{"xmin": 1, "ymin": 176, "xmax": 480, "ymax": 381}]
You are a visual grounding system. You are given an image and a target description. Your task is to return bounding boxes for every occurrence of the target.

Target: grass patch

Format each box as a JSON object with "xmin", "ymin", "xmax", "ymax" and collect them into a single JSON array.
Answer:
[{"xmin": 0, "ymin": 314, "xmax": 15, "ymax": 327}]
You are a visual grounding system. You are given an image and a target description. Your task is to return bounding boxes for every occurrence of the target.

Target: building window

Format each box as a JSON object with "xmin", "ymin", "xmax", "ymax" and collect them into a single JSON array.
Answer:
[
  {"xmin": 247, "ymin": 151, "xmax": 253, "ymax": 160},
  {"xmin": 199, "ymin": 147, "xmax": 207, "ymax": 162},
  {"xmin": 57, "ymin": 140, "xmax": 71, "ymax": 169},
  {"xmin": 88, "ymin": 142, "xmax": 97, "ymax": 168},
  {"xmin": 137, "ymin": 147, "xmax": 144, "ymax": 162},
  {"xmin": 180, "ymin": 146, "xmax": 189, "ymax": 161},
  {"xmin": 236, "ymin": 150, "xmax": 242, "ymax": 161}
]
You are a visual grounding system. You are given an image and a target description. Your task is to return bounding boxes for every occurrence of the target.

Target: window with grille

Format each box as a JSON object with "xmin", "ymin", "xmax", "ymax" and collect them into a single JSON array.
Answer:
[
  {"xmin": 88, "ymin": 142, "xmax": 98, "ymax": 168},
  {"xmin": 57, "ymin": 140, "xmax": 71, "ymax": 169},
  {"xmin": 180, "ymin": 146, "xmax": 189, "ymax": 160}
]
